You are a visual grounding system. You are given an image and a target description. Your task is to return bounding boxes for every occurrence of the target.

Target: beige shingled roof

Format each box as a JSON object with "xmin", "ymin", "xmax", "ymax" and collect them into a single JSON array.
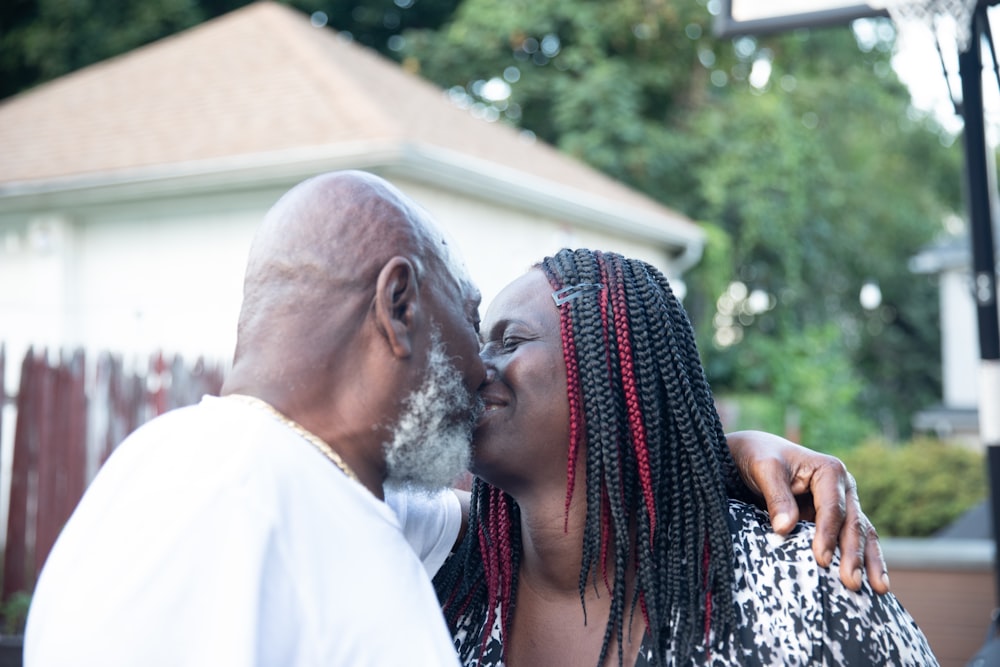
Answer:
[{"xmin": 0, "ymin": 1, "xmax": 698, "ymax": 236}]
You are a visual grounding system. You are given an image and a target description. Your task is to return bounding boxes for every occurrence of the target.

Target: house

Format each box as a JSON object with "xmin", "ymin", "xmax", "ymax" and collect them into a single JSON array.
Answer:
[
  {"xmin": 0, "ymin": 0, "xmax": 708, "ymax": 602},
  {"xmin": 909, "ymin": 236, "xmax": 997, "ymax": 449},
  {"xmin": 0, "ymin": 0, "xmax": 704, "ymax": 369}
]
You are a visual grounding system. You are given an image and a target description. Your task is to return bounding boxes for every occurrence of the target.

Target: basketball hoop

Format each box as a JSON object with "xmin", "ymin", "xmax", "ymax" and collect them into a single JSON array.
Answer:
[
  {"xmin": 870, "ymin": 0, "xmax": 979, "ymax": 51},
  {"xmin": 870, "ymin": 0, "xmax": 992, "ymax": 119}
]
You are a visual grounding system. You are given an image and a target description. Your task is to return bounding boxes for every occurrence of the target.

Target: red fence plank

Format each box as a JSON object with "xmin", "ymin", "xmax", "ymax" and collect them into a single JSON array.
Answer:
[
  {"xmin": 4, "ymin": 350, "xmax": 39, "ymax": 601},
  {"xmin": 33, "ymin": 350, "xmax": 88, "ymax": 577},
  {"xmin": 0, "ymin": 346, "xmax": 225, "ymax": 603},
  {"xmin": 31, "ymin": 351, "xmax": 57, "ymax": 592}
]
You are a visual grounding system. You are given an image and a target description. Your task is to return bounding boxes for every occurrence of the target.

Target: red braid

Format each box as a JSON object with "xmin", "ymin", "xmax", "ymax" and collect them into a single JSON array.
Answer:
[
  {"xmin": 593, "ymin": 256, "xmax": 621, "ymax": 589},
  {"xmin": 544, "ymin": 264, "xmax": 587, "ymax": 533},
  {"xmin": 477, "ymin": 502, "xmax": 497, "ymax": 656},
  {"xmin": 561, "ymin": 305, "xmax": 584, "ymax": 532},
  {"xmin": 479, "ymin": 486, "xmax": 515, "ymax": 657}
]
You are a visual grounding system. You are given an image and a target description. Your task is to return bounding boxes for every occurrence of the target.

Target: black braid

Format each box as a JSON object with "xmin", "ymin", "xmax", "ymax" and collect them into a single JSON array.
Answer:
[
  {"xmin": 568, "ymin": 249, "xmax": 612, "ymax": 619},
  {"xmin": 622, "ymin": 259, "xmax": 665, "ymax": 640}
]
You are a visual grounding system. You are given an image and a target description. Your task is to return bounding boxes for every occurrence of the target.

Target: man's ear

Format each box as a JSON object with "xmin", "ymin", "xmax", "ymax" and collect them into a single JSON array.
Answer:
[{"xmin": 373, "ymin": 256, "xmax": 420, "ymax": 359}]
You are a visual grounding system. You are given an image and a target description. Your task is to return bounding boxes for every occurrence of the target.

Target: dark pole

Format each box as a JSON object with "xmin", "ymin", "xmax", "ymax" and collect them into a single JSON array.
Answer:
[{"xmin": 957, "ymin": 1, "xmax": 1000, "ymax": 607}]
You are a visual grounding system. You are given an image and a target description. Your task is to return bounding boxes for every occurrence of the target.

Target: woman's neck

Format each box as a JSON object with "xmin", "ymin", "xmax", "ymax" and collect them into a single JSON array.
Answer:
[
  {"xmin": 510, "ymin": 491, "xmax": 646, "ymax": 667},
  {"xmin": 517, "ymin": 493, "xmax": 588, "ymax": 594},
  {"xmin": 515, "ymin": 482, "xmax": 638, "ymax": 598}
]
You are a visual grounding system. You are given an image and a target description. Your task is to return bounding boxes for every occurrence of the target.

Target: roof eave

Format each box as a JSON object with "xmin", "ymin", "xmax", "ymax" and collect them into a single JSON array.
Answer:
[{"xmin": 0, "ymin": 141, "xmax": 705, "ymax": 268}]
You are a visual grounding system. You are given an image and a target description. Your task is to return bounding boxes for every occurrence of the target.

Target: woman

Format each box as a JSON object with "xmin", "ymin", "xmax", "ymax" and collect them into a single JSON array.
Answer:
[{"xmin": 432, "ymin": 249, "xmax": 936, "ymax": 666}]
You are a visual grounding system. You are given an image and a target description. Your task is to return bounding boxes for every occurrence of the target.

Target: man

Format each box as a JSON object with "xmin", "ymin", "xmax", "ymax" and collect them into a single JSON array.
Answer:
[
  {"xmin": 25, "ymin": 170, "xmax": 886, "ymax": 666},
  {"xmin": 25, "ymin": 171, "xmax": 483, "ymax": 665}
]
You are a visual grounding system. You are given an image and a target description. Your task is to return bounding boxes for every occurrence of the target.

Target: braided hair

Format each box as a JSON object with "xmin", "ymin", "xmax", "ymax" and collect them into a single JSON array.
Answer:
[{"xmin": 434, "ymin": 249, "xmax": 747, "ymax": 666}]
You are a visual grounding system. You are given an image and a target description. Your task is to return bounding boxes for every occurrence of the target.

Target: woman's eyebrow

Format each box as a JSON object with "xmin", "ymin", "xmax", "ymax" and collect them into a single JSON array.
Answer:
[{"xmin": 479, "ymin": 319, "xmax": 504, "ymax": 344}]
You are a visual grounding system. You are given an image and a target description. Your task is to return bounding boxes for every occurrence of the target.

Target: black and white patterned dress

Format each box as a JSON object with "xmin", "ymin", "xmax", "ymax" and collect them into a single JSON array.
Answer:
[{"xmin": 450, "ymin": 500, "xmax": 939, "ymax": 666}]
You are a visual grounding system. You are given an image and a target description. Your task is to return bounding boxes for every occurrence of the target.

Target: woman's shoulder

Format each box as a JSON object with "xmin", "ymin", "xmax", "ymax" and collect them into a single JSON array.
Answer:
[
  {"xmin": 726, "ymin": 498, "xmax": 818, "ymax": 564},
  {"xmin": 723, "ymin": 499, "xmax": 939, "ymax": 666}
]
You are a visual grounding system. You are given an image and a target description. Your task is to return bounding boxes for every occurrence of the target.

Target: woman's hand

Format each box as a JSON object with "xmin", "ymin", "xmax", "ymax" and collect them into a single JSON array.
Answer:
[{"xmin": 727, "ymin": 430, "xmax": 889, "ymax": 594}]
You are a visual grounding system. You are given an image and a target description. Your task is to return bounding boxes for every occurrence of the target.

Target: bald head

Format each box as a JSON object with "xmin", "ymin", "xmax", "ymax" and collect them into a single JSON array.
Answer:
[
  {"xmin": 246, "ymin": 172, "xmax": 432, "ymax": 308},
  {"xmin": 231, "ymin": 170, "xmax": 472, "ymax": 363}
]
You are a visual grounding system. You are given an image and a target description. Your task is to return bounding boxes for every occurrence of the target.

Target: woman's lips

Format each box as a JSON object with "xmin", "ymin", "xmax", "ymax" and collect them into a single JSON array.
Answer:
[{"xmin": 476, "ymin": 394, "xmax": 507, "ymax": 422}]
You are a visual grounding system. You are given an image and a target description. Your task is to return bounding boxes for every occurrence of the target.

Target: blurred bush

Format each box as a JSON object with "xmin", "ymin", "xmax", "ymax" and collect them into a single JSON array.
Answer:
[
  {"xmin": 0, "ymin": 591, "xmax": 30, "ymax": 635},
  {"xmin": 839, "ymin": 437, "xmax": 987, "ymax": 537}
]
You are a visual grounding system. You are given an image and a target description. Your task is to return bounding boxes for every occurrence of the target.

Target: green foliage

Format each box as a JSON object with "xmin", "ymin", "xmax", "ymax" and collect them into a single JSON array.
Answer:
[
  {"xmin": 679, "ymin": 29, "xmax": 959, "ymax": 436},
  {"xmin": 317, "ymin": 0, "xmax": 461, "ymax": 57},
  {"xmin": 405, "ymin": 0, "xmax": 725, "ymax": 198},
  {"xmin": 715, "ymin": 393, "xmax": 785, "ymax": 437},
  {"xmin": 685, "ymin": 221, "xmax": 734, "ymax": 357},
  {"xmin": 0, "ymin": 592, "xmax": 31, "ymax": 636},
  {"xmin": 840, "ymin": 438, "xmax": 988, "ymax": 537},
  {"xmin": 713, "ymin": 324, "xmax": 874, "ymax": 451},
  {"xmin": 0, "ymin": 0, "xmax": 209, "ymax": 99},
  {"xmin": 0, "ymin": 0, "xmax": 461, "ymax": 100}
]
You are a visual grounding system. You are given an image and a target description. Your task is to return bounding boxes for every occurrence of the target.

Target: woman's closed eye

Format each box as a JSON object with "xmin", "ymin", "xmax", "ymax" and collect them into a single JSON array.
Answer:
[
  {"xmin": 480, "ymin": 338, "xmax": 515, "ymax": 355},
  {"xmin": 480, "ymin": 330, "xmax": 530, "ymax": 355},
  {"xmin": 500, "ymin": 335, "xmax": 526, "ymax": 351}
]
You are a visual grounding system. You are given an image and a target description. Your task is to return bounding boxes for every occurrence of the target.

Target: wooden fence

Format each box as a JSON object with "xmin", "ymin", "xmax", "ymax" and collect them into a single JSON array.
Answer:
[{"xmin": 0, "ymin": 344, "xmax": 225, "ymax": 605}]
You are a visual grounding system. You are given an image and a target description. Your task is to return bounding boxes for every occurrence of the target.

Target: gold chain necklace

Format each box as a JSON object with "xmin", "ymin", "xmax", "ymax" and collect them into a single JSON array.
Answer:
[{"xmin": 225, "ymin": 394, "xmax": 361, "ymax": 484}]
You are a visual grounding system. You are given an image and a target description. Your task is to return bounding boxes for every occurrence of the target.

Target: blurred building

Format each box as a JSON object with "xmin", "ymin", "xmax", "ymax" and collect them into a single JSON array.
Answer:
[
  {"xmin": 910, "ymin": 236, "xmax": 997, "ymax": 449},
  {"xmin": 0, "ymin": 0, "xmax": 703, "ymax": 368}
]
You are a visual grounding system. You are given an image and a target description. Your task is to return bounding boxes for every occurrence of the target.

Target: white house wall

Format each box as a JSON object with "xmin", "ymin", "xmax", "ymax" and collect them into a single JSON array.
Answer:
[
  {"xmin": 393, "ymin": 177, "xmax": 678, "ymax": 310},
  {"xmin": 941, "ymin": 267, "xmax": 982, "ymax": 408},
  {"xmin": 0, "ymin": 174, "xmax": 677, "ymax": 376},
  {"xmin": 0, "ymin": 187, "xmax": 283, "ymax": 370},
  {"xmin": 73, "ymin": 195, "xmax": 273, "ymax": 361}
]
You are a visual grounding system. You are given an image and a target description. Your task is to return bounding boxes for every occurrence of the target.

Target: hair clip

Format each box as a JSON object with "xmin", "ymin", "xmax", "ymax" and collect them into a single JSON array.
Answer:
[{"xmin": 552, "ymin": 282, "xmax": 605, "ymax": 306}]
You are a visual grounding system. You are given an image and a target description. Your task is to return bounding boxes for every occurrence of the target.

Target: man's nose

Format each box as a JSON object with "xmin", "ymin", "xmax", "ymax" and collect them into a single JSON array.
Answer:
[{"xmin": 478, "ymin": 345, "xmax": 490, "ymax": 366}]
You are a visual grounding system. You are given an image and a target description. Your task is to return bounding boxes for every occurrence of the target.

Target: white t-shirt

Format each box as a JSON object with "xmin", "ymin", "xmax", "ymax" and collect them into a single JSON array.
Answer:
[
  {"xmin": 384, "ymin": 485, "xmax": 461, "ymax": 578},
  {"xmin": 25, "ymin": 395, "xmax": 461, "ymax": 667}
]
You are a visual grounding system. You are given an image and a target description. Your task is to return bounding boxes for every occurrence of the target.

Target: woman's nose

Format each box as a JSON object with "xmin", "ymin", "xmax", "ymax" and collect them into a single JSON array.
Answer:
[{"xmin": 478, "ymin": 365, "xmax": 497, "ymax": 389}]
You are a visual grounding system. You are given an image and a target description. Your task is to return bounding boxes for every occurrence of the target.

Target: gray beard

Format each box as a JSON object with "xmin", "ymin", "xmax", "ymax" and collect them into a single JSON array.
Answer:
[{"xmin": 383, "ymin": 329, "xmax": 482, "ymax": 492}]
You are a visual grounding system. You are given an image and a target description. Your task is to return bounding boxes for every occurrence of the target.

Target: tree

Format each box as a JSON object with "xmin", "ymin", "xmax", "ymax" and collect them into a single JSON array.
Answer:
[
  {"xmin": 676, "ymin": 26, "xmax": 961, "ymax": 436},
  {"xmin": 0, "ymin": 0, "xmax": 460, "ymax": 100},
  {"xmin": 404, "ymin": 0, "xmax": 722, "ymax": 196},
  {"xmin": 0, "ymin": 0, "xmax": 207, "ymax": 100},
  {"xmin": 403, "ymin": 0, "xmax": 963, "ymax": 443}
]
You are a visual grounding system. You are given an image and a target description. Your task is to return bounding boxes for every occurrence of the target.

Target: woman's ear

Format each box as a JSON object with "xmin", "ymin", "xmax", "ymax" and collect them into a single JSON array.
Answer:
[{"xmin": 373, "ymin": 256, "xmax": 419, "ymax": 359}]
